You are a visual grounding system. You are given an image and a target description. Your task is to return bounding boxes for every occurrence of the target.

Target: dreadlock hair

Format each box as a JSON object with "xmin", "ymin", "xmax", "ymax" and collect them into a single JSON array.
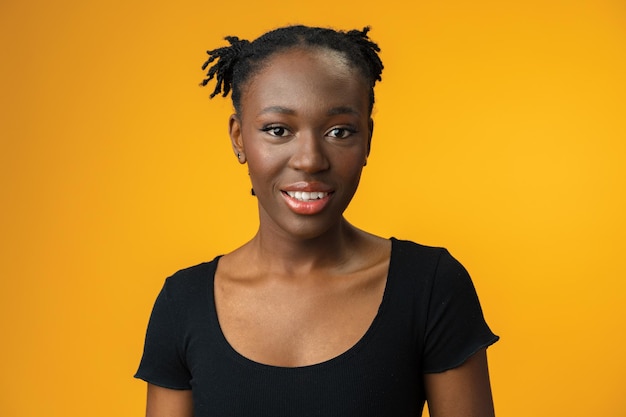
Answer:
[{"xmin": 200, "ymin": 25, "xmax": 384, "ymax": 115}]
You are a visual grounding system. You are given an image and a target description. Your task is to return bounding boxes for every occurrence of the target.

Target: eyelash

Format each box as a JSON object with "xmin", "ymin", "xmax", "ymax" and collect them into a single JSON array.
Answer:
[
  {"xmin": 260, "ymin": 125, "xmax": 357, "ymax": 139},
  {"xmin": 327, "ymin": 127, "xmax": 357, "ymax": 139},
  {"xmin": 261, "ymin": 125, "xmax": 290, "ymax": 137}
]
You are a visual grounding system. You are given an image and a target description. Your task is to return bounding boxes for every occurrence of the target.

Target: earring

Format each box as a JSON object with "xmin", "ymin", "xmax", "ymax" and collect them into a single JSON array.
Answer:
[
  {"xmin": 251, "ymin": 188, "xmax": 256, "ymax": 196},
  {"xmin": 237, "ymin": 152, "xmax": 241, "ymax": 160}
]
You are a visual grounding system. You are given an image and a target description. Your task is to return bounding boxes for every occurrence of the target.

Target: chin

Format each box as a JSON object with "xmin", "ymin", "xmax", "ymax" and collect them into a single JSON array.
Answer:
[{"xmin": 276, "ymin": 216, "xmax": 345, "ymax": 242}]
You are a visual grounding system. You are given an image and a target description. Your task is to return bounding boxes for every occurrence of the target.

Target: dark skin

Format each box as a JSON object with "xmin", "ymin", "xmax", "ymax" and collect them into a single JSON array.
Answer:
[{"xmin": 145, "ymin": 46, "xmax": 495, "ymax": 417}]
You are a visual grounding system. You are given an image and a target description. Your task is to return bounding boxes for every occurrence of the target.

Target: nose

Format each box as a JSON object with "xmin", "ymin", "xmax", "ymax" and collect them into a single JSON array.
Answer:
[{"xmin": 288, "ymin": 131, "xmax": 330, "ymax": 173}]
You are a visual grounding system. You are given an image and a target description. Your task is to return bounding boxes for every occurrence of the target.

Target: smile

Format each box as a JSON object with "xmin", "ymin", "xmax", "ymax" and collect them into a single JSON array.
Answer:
[
  {"xmin": 281, "ymin": 189, "xmax": 333, "ymax": 215},
  {"xmin": 284, "ymin": 191, "xmax": 329, "ymax": 201}
]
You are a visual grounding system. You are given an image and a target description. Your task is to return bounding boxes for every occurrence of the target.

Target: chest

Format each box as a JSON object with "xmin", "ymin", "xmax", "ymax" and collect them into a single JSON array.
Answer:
[
  {"xmin": 183, "ymin": 261, "xmax": 424, "ymax": 417},
  {"xmin": 214, "ymin": 269, "xmax": 388, "ymax": 367}
]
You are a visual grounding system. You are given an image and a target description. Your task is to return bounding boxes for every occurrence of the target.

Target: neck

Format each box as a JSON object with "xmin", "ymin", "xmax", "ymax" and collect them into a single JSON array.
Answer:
[{"xmin": 248, "ymin": 217, "xmax": 361, "ymax": 277}]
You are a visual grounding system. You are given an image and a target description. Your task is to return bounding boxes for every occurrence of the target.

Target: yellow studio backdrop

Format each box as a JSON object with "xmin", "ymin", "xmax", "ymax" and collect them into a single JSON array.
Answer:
[{"xmin": 1, "ymin": 0, "xmax": 625, "ymax": 415}]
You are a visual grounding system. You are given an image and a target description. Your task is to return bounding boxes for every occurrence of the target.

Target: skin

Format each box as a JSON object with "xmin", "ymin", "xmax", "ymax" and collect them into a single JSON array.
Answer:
[{"xmin": 145, "ymin": 46, "xmax": 495, "ymax": 417}]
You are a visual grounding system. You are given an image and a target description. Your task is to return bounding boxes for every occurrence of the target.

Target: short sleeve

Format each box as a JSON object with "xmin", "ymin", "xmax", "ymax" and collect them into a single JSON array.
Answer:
[
  {"xmin": 423, "ymin": 250, "xmax": 499, "ymax": 373},
  {"xmin": 134, "ymin": 279, "xmax": 192, "ymax": 389}
]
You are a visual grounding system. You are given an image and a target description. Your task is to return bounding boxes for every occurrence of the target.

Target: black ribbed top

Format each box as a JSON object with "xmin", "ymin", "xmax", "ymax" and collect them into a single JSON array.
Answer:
[{"xmin": 135, "ymin": 238, "xmax": 498, "ymax": 416}]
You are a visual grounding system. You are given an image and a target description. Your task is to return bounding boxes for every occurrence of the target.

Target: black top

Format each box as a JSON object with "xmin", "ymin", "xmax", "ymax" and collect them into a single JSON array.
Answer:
[{"xmin": 135, "ymin": 238, "xmax": 498, "ymax": 416}]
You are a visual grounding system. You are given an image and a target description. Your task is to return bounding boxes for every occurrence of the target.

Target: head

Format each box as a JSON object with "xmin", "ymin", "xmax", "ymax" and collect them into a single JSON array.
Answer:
[
  {"xmin": 200, "ymin": 26, "xmax": 384, "ymax": 240},
  {"xmin": 200, "ymin": 25, "xmax": 383, "ymax": 116}
]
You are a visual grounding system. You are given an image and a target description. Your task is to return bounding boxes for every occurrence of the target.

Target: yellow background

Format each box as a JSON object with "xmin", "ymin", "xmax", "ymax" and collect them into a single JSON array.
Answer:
[{"xmin": 1, "ymin": 0, "xmax": 625, "ymax": 415}]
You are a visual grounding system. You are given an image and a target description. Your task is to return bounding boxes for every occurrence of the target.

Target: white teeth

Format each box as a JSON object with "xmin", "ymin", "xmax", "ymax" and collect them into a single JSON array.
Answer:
[{"xmin": 285, "ymin": 191, "xmax": 328, "ymax": 201}]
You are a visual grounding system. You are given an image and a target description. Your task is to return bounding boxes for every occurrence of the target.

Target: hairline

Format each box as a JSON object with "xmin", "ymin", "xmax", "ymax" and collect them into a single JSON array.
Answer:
[{"xmin": 234, "ymin": 45, "xmax": 373, "ymax": 117}]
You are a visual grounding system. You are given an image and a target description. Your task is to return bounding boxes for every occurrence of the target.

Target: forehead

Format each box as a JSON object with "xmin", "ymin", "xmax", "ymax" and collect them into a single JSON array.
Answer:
[{"xmin": 240, "ymin": 47, "xmax": 369, "ymax": 116}]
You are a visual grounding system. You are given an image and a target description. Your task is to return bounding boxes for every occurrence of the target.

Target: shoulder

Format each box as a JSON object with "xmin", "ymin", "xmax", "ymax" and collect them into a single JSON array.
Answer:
[
  {"xmin": 390, "ymin": 237, "xmax": 445, "ymax": 256},
  {"xmin": 390, "ymin": 237, "xmax": 456, "ymax": 273},
  {"xmin": 168, "ymin": 258, "xmax": 219, "ymax": 280},
  {"xmin": 389, "ymin": 237, "xmax": 474, "ymax": 296},
  {"xmin": 161, "ymin": 257, "xmax": 220, "ymax": 298},
  {"xmin": 147, "ymin": 258, "xmax": 220, "ymax": 328}
]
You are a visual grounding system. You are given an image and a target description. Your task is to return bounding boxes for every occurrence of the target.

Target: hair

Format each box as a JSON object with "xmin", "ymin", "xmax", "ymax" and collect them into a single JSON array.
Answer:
[{"xmin": 200, "ymin": 25, "xmax": 384, "ymax": 115}]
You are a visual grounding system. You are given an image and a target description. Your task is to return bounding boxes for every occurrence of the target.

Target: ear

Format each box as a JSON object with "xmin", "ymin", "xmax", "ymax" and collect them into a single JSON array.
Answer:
[
  {"xmin": 364, "ymin": 118, "xmax": 374, "ymax": 166},
  {"xmin": 229, "ymin": 114, "xmax": 246, "ymax": 163}
]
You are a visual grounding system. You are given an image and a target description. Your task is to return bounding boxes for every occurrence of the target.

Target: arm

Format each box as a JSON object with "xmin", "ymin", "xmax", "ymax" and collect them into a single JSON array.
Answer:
[
  {"xmin": 424, "ymin": 348, "xmax": 495, "ymax": 417},
  {"xmin": 146, "ymin": 383, "xmax": 193, "ymax": 417}
]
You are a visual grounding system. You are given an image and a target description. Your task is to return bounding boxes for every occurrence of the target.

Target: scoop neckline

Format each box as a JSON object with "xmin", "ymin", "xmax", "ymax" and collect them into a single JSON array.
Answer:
[{"xmin": 207, "ymin": 237, "xmax": 398, "ymax": 372}]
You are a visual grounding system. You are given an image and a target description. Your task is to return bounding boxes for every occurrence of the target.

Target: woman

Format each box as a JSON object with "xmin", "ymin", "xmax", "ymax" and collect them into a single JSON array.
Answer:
[{"xmin": 135, "ymin": 25, "xmax": 498, "ymax": 417}]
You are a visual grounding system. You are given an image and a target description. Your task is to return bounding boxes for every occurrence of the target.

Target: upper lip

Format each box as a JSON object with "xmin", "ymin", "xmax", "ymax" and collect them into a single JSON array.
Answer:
[{"xmin": 280, "ymin": 181, "xmax": 334, "ymax": 193}]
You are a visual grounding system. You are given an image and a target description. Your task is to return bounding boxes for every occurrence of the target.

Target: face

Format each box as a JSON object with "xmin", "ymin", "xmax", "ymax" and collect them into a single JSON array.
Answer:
[{"xmin": 229, "ymin": 47, "xmax": 373, "ymax": 241}]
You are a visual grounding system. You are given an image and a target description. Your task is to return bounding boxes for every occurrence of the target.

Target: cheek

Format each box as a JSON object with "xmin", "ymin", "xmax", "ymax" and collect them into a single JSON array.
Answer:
[
  {"xmin": 332, "ymin": 146, "xmax": 368, "ymax": 171},
  {"xmin": 328, "ymin": 155, "xmax": 366, "ymax": 194},
  {"xmin": 245, "ymin": 148, "xmax": 285, "ymax": 190}
]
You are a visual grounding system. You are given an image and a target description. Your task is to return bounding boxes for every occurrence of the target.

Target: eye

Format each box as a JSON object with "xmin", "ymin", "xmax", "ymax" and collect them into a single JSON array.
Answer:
[
  {"xmin": 327, "ymin": 127, "xmax": 356, "ymax": 139},
  {"xmin": 261, "ymin": 125, "xmax": 290, "ymax": 137}
]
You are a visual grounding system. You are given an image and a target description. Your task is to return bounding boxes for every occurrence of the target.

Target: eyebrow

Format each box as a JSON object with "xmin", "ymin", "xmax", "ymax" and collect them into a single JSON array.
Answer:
[
  {"xmin": 327, "ymin": 106, "xmax": 359, "ymax": 116},
  {"xmin": 259, "ymin": 106, "xmax": 296, "ymax": 115},
  {"xmin": 259, "ymin": 106, "xmax": 360, "ymax": 116}
]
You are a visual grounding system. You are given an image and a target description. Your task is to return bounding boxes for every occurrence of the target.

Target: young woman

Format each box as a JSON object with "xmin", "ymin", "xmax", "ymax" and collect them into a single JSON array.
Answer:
[{"xmin": 135, "ymin": 25, "xmax": 499, "ymax": 417}]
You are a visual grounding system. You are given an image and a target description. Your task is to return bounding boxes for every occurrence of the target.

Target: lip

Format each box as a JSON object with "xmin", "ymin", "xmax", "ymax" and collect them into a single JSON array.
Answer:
[
  {"xmin": 280, "ymin": 181, "xmax": 334, "ymax": 193},
  {"xmin": 280, "ymin": 182, "xmax": 334, "ymax": 215}
]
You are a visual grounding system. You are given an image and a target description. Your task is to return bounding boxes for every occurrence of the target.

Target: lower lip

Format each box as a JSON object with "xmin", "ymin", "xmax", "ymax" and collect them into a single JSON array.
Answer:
[{"xmin": 281, "ymin": 192, "xmax": 332, "ymax": 215}]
